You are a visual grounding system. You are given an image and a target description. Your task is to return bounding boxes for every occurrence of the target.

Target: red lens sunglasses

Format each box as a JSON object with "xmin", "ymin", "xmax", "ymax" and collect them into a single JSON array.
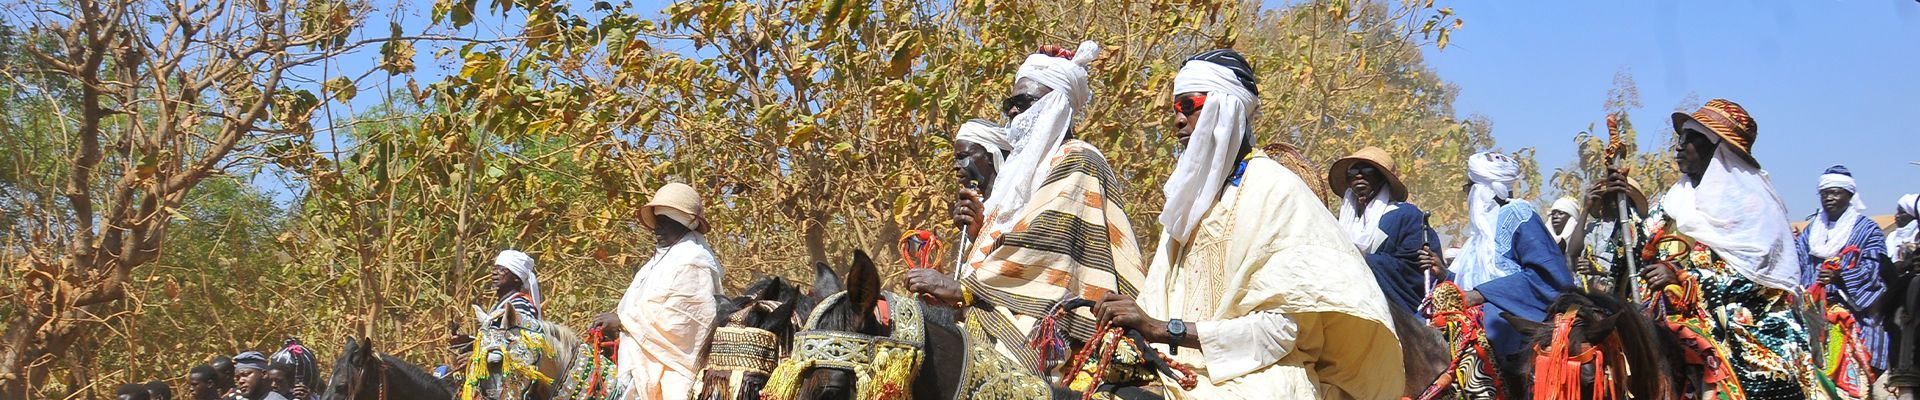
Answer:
[{"xmin": 1173, "ymin": 94, "xmax": 1208, "ymax": 116}]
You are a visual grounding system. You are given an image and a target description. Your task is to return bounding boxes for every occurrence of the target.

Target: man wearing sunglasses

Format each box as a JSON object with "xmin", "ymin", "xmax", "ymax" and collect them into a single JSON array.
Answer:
[
  {"xmin": 903, "ymin": 42, "xmax": 1146, "ymax": 376},
  {"xmin": 1092, "ymin": 49, "xmax": 1403, "ymax": 399},
  {"xmin": 1327, "ymin": 146, "xmax": 1442, "ymax": 318}
]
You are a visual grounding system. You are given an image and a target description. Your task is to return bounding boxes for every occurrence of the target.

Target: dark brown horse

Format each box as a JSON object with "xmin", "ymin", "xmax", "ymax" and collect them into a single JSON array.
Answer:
[
  {"xmin": 1503, "ymin": 291, "xmax": 1681, "ymax": 400},
  {"xmin": 319, "ymin": 337, "xmax": 456, "ymax": 400},
  {"xmin": 696, "ymin": 275, "xmax": 804, "ymax": 400}
]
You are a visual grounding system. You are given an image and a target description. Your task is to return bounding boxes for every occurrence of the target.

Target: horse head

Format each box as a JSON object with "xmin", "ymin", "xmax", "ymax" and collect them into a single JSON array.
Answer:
[
  {"xmin": 1504, "ymin": 291, "xmax": 1676, "ymax": 400},
  {"xmin": 697, "ymin": 276, "xmax": 804, "ymax": 400},
  {"xmin": 319, "ymin": 336, "xmax": 378, "ymax": 400}
]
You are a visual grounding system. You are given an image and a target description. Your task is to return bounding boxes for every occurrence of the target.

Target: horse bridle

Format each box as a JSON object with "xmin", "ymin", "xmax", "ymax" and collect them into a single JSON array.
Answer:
[{"xmin": 330, "ymin": 357, "xmax": 389, "ymax": 400}]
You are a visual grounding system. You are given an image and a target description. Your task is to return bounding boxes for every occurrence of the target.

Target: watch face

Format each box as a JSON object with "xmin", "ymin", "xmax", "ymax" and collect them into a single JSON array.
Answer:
[{"xmin": 1168, "ymin": 319, "xmax": 1186, "ymax": 336}]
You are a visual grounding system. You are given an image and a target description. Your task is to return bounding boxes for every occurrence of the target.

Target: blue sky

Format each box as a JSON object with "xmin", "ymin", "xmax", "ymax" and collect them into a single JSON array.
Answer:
[{"xmin": 1420, "ymin": 1, "xmax": 1920, "ymax": 217}]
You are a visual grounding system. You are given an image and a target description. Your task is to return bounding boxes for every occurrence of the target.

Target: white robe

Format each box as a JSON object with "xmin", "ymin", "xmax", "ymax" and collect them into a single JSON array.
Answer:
[
  {"xmin": 616, "ymin": 233, "xmax": 723, "ymax": 400},
  {"xmin": 1140, "ymin": 155, "xmax": 1404, "ymax": 400}
]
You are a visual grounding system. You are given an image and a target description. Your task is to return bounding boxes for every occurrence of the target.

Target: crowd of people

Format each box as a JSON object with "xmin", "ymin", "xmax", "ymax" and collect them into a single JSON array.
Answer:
[
  {"xmin": 118, "ymin": 42, "xmax": 1919, "ymax": 400},
  {"xmin": 118, "ymin": 340, "xmax": 321, "ymax": 400}
]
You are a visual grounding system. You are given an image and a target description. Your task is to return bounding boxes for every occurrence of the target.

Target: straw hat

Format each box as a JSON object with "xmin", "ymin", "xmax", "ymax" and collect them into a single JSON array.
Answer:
[
  {"xmin": 1588, "ymin": 177, "xmax": 1651, "ymax": 219},
  {"xmin": 1327, "ymin": 146, "xmax": 1408, "ymax": 202},
  {"xmin": 640, "ymin": 182, "xmax": 709, "ymax": 234},
  {"xmin": 1672, "ymin": 98, "xmax": 1759, "ymax": 166}
]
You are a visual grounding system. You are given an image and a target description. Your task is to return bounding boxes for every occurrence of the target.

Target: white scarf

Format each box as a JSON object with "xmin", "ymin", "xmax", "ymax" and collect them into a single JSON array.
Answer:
[
  {"xmin": 1550, "ymin": 197, "xmax": 1582, "ymax": 244},
  {"xmin": 983, "ymin": 41, "xmax": 1099, "ymax": 233},
  {"xmin": 1807, "ymin": 170, "xmax": 1867, "ymax": 259},
  {"xmin": 954, "ymin": 119, "xmax": 1010, "ymax": 169},
  {"xmin": 494, "ymin": 250, "xmax": 541, "ymax": 305},
  {"xmin": 1338, "ymin": 187, "xmax": 1395, "ymax": 253},
  {"xmin": 1160, "ymin": 60, "xmax": 1258, "ymax": 243},
  {"xmin": 1657, "ymin": 136, "xmax": 1802, "ymax": 291},
  {"xmin": 1451, "ymin": 152, "xmax": 1519, "ymax": 290},
  {"xmin": 1892, "ymin": 194, "xmax": 1919, "ymax": 263}
]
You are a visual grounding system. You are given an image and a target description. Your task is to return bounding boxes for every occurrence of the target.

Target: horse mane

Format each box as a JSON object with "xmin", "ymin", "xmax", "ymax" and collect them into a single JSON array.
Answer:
[
  {"xmin": 1527, "ymin": 291, "xmax": 1677, "ymax": 400},
  {"xmin": 376, "ymin": 353, "xmax": 456, "ymax": 399}
]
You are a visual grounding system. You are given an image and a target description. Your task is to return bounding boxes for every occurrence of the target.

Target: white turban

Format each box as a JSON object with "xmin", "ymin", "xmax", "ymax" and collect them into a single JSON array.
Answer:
[
  {"xmin": 1657, "ymin": 134, "xmax": 1801, "ymax": 291},
  {"xmin": 1451, "ymin": 151, "xmax": 1520, "ymax": 290},
  {"xmin": 953, "ymin": 119, "xmax": 1010, "ymax": 170},
  {"xmin": 1550, "ymin": 197, "xmax": 1582, "ymax": 244},
  {"xmin": 1892, "ymin": 194, "xmax": 1920, "ymax": 263},
  {"xmin": 982, "ymin": 41, "xmax": 1099, "ymax": 233},
  {"xmin": 1808, "ymin": 165, "xmax": 1868, "ymax": 259},
  {"xmin": 1160, "ymin": 57, "xmax": 1259, "ymax": 242},
  {"xmin": 494, "ymin": 250, "xmax": 540, "ymax": 305}
]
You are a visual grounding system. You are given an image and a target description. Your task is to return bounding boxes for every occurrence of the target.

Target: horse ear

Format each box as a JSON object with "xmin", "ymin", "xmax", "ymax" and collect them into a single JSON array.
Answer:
[
  {"xmin": 1585, "ymin": 311, "xmax": 1622, "ymax": 342},
  {"xmin": 845, "ymin": 250, "xmax": 882, "ymax": 329},
  {"xmin": 764, "ymin": 293, "xmax": 801, "ymax": 332},
  {"xmin": 812, "ymin": 261, "xmax": 843, "ymax": 297},
  {"xmin": 1500, "ymin": 311, "xmax": 1549, "ymax": 338}
]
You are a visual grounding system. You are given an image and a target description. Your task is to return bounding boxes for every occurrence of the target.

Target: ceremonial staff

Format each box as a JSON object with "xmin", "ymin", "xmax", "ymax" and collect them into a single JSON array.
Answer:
[{"xmin": 1603, "ymin": 113, "xmax": 1641, "ymax": 300}]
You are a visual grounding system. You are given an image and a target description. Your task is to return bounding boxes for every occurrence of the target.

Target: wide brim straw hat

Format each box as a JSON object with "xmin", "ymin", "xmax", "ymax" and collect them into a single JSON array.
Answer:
[
  {"xmin": 1588, "ymin": 177, "xmax": 1651, "ymax": 219},
  {"xmin": 1672, "ymin": 98, "xmax": 1760, "ymax": 167},
  {"xmin": 1327, "ymin": 146, "xmax": 1408, "ymax": 202},
  {"xmin": 639, "ymin": 182, "xmax": 710, "ymax": 234}
]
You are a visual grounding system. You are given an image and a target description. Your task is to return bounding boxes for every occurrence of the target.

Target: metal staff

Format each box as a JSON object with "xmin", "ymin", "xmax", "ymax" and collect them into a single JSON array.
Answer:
[{"xmin": 1604, "ymin": 113, "xmax": 1641, "ymax": 301}]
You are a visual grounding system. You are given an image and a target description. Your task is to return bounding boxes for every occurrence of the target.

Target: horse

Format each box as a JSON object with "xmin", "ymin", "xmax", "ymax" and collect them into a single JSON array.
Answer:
[
  {"xmin": 696, "ymin": 275, "xmax": 804, "ymax": 400},
  {"xmin": 1503, "ymin": 291, "xmax": 1680, "ymax": 400},
  {"xmin": 1394, "ymin": 306, "xmax": 1453, "ymax": 398},
  {"xmin": 460, "ymin": 305, "xmax": 582, "ymax": 400},
  {"xmin": 319, "ymin": 336, "xmax": 457, "ymax": 400},
  {"xmin": 762, "ymin": 250, "xmax": 1161, "ymax": 400}
]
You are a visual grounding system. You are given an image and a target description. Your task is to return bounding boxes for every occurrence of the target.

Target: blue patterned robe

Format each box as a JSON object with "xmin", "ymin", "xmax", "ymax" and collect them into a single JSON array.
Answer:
[
  {"xmin": 1472, "ymin": 202, "xmax": 1580, "ymax": 357},
  {"xmin": 1797, "ymin": 213, "xmax": 1890, "ymax": 370},
  {"xmin": 1363, "ymin": 203, "xmax": 1442, "ymax": 317}
]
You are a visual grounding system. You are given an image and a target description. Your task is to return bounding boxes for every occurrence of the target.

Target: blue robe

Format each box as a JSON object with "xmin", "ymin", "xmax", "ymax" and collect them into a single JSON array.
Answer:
[
  {"xmin": 1473, "ymin": 202, "xmax": 1579, "ymax": 358},
  {"xmin": 1364, "ymin": 203, "xmax": 1442, "ymax": 317},
  {"xmin": 1797, "ymin": 212, "xmax": 1890, "ymax": 370}
]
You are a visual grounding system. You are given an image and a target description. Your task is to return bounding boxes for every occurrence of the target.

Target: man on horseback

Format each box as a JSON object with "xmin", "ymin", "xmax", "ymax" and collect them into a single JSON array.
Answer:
[
  {"xmin": 1328, "ymin": 146, "xmax": 1442, "ymax": 318},
  {"xmin": 1612, "ymin": 99, "xmax": 1829, "ymax": 398},
  {"xmin": 1422, "ymin": 151, "xmax": 1579, "ymax": 395},
  {"xmin": 590, "ymin": 182, "xmax": 723, "ymax": 400},
  {"xmin": 903, "ymin": 42, "xmax": 1147, "ymax": 376},
  {"xmin": 1797, "ymin": 165, "xmax": 1890, "ymax": 377},
  {"xmin": 1565, "ymin": 173, "xmax": 1650, "ymax": 298},
  {"xmin": 1094, "ymin": 49, "xmax": 1405, "ymax": 399}
]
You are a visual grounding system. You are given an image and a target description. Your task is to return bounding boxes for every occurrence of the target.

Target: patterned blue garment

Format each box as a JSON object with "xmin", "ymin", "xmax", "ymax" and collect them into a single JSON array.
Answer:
[
  {"xmin": 1363, "ymin": 203, "xmax": 1442, "ymax": 317},
  {"xmin": 1796, "ymin": 212, "xmax": 1890, "ymax": 370},
  {"xmin": 1474, "ymin": 201, "xmax": 1580, "ymax": 357}
]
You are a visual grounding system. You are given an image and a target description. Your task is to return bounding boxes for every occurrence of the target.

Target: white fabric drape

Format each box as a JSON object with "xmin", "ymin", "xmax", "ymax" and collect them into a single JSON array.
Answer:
[
  {"xmin": 494, "ymin": 250, "xmax": 540, "ymax": 305},
  {"xmin": 1161, "ymin": 61, "xmax": 1258, "ymax": 243},
  {"xmin": 1450, "ymin": 152, "xmax": 1519, "ymax": 290},
  {"xmin": 954, "ymin": 119, "xmax": 1010, "ymax": 169},
  {"xmin": 1807, "ymin": 171, "xmax": 1867, "ymax": 259},
  {"xmin": 983, "ymin": 41, "xmax": 1099, "ymax": 233},
  {"xmin": 616, "ymin": 233, "xmax": 723, "ymax": 400},
  {"xmin": 1657, "ymin": 136, "xmax": 1803, "ymax": 291},
  {"xmin": 1550, "ymin": 197, "xmax": 1581, "ymax": 244},
  {"xmin": 1891, "ymin": 194, "xmax": 1919, "ymax": 263},
  {"xmin": 1337, "ymin": 187, "xmax": 1395, "ymax": 253}
]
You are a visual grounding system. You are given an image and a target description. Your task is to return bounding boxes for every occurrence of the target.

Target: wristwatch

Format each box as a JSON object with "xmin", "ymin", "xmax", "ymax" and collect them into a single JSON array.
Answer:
[{"xmin": 1166, "ymin": 318, "xmax": 1187, "ymax": 355}]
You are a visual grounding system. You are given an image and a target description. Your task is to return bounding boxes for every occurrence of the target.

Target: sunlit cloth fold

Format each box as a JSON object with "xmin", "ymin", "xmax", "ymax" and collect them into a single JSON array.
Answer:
[
  {"xmin": 1797, "ymin": 210, "xmax": 1890, "ymax": 370},
  {"xmin": 496, "ymin": 250, "xmax": 542, "ymax": 306},
  {"xmin": 1892, "ymin": 194, "xmax": 1920, "ymax": 263},
  {"xmin": 1161, "ymin": 51, "xmax": 1258, "ymax": 243},
  {"xmin": 1338, "ymin": 187, "xmax": 1395, "ymax": 254},
  {"xmin": 1657, "ymin": 133, "xmax": 1802, "ymax": 292},
  {"xmin": 986, "ymin": 41, "xmax": 1099, "ymax": 234},
  {"xmin": 954, "ymin": 119, "xmax": 1011, "ymax": 169},
  {"xmin": 1550, "ymin": 197, "xmax": 1581, "ymax": 245},
  {"xmin": 966, "ymin": 139, "xmax": 1145, "ymax": 344},
  {"xmin": 1452, "ymin": 152, "xmax": 1520, "ymax": 290}
]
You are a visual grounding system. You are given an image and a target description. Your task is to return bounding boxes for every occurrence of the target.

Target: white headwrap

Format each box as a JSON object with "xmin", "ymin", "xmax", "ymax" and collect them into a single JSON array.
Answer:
[
  {"xmin": 982, "ymin": 41, "xmax": 1099, "ymax": 233},
  {"xmin": 495, "ymin": 250, "xmax": 541, "ymax": 305},
  {"xmin": 1891, "ymin": 194, "xmax": 1920, "ymax": 263},
  {"xmin": 1338, "ymin": 187, "xmax": 1395, "ymax": 253},
  {"xmin": 1550, "ymin": 197, "xmax": 1582, "ymax": 244},
  {"xmin": 1160, "ymin": 59, "xmax": 1259, "ymax": 242},
  {"xmin": 1451, "ymin": 152, "xmax": 1520, "ymax": 290},
  {"xmin": 1657, "ymin": 135, "xmax": 1802, "ymax": 291},
  {"xmin": 1807, "ymin": 166, "xmax": 1868, "ymax": 259},
  {"xmin": 953, "ymin": 119, "xmax": 1011, "ymax": 170}
]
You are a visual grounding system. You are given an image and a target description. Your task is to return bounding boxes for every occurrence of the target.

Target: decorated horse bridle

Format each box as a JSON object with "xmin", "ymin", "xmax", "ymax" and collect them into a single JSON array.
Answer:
[
  {"xmin": 1532, "ymin": 309, "xmax": 1623, "ymax": 400},
  {"xmin": 763, "ymin": 291, "xmax": 926, "ymax": 400}
]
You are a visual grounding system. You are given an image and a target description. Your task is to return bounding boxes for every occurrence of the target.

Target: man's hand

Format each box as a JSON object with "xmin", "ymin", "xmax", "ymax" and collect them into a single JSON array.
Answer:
[
  {"xmin": 1820, "ymin": 269, "xmax": 1840, "ymax": 286},
  {"xmin": 1585, "ymin": 168, "xmax": 1635, "ymax": 211},
  {"xmin": 1639, "ymin": 262, "xmax": 1679, "ymax": 290},
  {"xmin": 291, "ymin": 383, "xmax": 310, "ymax": 400},
  {"xmin": 1417, "ymin": 246, "xmax": 1448, "ymax": 277},
  {"xmin": 1093, "ymin": 293, "xmax": 1170, "ymax": 343},
  {"xmin": 1573, "ymin": 257, "xmax": 1597, "ymax": 275},
  {"xmin": 590, "ymin": 312, "xmax": 623, "ymax": 336},
  {"xmin": 903, "ymin": 268, "xmax": 965, "ymax": 306},
  {"xmin": 1463, "ymin": 290, "xmax": 1487, "ymax": 307},
  {"xmin": 953, "ymin": 188, "xmax": 986, "ymax": 238}
]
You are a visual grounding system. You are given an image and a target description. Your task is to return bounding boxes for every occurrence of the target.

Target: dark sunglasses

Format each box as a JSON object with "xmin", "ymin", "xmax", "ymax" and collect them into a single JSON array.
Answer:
[
  {"xmin": 1347, "ymin": 164, "xmax": 1380, "ymax": 179},
  {"xmin": 1173, "ymin": 94, "xmax": 1208, "ymax": 116},
  {"xmin": 1001, "ymin": 94, "xmax": 1039, "ymax": 118}
]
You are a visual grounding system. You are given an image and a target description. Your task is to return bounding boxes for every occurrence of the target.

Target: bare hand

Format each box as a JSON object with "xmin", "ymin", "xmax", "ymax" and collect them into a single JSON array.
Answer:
[
  {"xmin": 1418, "ymin": 246, "xmax": 1448, "ymax": 277},
  {"xmin": 291, "ymin": 383, "xmax": 310, "ymax": 400},
  {"xmin": 1584, "ymin": 168, "xmax": 1639, "ymax": 214},
  {"xmin": 1820, "ymin": 269, "xmax": 1840, "ymax": 286},
  {"xmin": 590, "ymin": 312, "xmax": 623, "ymax": 336},
  {"xmin": 903, "ymin": 268, "xmax": 965, "ymax": 306},
  {"xmin": 953, "ymin": 188, "xmax": 986, "ymax": 238},
  {"xmin": 1463, "ymin": 290, "xmax": 1487, "ymax": 307},
  {"xmin": 1639, "ymin": 262, "xmax": 1679, "ymax": 290},
  {"xmin": 1094, "ymin": 293, "xmax": 1169, "ymax": 343},
  {"xmin": 1573, "ymin": 257, "xmax": 1597, "ymax": 275}
]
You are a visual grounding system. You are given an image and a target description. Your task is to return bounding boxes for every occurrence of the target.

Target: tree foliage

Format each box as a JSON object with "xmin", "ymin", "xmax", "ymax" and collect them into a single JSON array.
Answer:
[{"xmin": 1545, "ymin": 70, "xmax": 1683, "ymax": 208}]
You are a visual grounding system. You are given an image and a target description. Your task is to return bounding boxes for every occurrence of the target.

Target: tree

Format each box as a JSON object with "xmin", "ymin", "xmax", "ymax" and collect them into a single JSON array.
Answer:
[
  {"xmin": 0, "ymin": 0, "xmax": 380, "ymax": 395},
  {"xmin": 1545, "ymin": 70, "xmax": 1680, "ymax": 210}
]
